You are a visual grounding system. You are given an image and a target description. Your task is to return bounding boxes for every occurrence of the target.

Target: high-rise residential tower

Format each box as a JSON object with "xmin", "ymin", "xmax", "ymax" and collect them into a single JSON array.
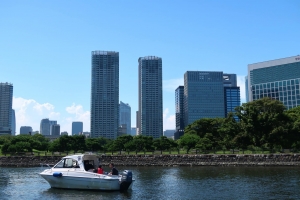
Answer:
[
  {"xmin": 72, "ymin": 121, "xmax": 83, "ymax": 135},
  {"xmin": 138, "ymin": 56, "xmax": 163, "ymax": 138},
  {"xmin": 184, "ymin": 71, "xmax": 225, "ymax": 126},
  {"xmin": 91, "ymin": 51, "xmax": 119, "ymax": 139},
  {"xmin": 119, "ymin": 101, "xmax": 131, "ymax": 134},
  {"xmin": 49, "ymin": 120, "xmax": 57, "ymax": 135},
  {"xmin": 247, "ymin": 55, "xmax": 300, "ymax": 109},
  {"xmin": 40, "ymin": 118, "xmax": 50, "ymax": 135},
  {"xmin": 174, "ymin": 86, "xmax": 184, "ymax": 140},
  {"xmin": 0, "ymin": 82, "xmax": 13, "ymax": 135}
]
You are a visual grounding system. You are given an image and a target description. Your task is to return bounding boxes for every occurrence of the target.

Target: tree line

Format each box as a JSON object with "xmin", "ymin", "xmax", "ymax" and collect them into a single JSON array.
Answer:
[{"xmin": 1, "ymin": 97, "xmax": 300, "ymax": 155}]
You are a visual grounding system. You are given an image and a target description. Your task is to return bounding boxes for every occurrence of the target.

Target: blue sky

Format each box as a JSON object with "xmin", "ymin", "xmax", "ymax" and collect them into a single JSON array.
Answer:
[{"xmin": 1, "ymin": 0, "xmax": 300, "ymax": 134}]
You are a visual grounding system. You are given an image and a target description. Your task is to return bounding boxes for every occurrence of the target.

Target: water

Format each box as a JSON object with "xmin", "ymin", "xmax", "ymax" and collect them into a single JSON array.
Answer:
[{"xmin": 0, "ymin": 166, "xmax": 300, "ymax": 199}]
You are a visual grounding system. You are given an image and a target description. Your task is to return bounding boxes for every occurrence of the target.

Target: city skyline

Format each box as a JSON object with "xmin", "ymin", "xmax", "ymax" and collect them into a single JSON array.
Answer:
[{"xmin": 1, "ymin": 1, "xmax": 299, "ymax": 134}]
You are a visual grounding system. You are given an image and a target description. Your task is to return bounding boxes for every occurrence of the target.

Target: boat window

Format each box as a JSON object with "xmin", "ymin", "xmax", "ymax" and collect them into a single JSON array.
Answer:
[
  {"xmin": 64, "ymin": 158, "xmax": 75, "ymax": 168},
  {"xmin": 54, "ymin": 160, "xmax": 64, "ymax": 168}
]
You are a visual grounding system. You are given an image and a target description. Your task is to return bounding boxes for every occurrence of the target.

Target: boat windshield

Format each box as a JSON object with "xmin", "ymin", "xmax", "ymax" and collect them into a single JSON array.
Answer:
[{"xmin": 54, "ymin": 158, "xmax": 79, "ymax": 168}]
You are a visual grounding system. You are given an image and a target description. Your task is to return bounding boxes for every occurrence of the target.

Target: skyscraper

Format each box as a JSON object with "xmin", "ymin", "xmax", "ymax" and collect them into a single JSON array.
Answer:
[
  {"xmin": 72, "ymin": 121, "xmax": 83, "ymax": 135},
  {"xmin": 40, "ymin": 118, "xmax": 50, "ymax": 135},
  {"xmin": 247, "ymin": 55, "xmax": 300, "ymax": 109},
  {"xmin": 174, "ymin": 86, "xmax": 184, "ymax": 140},
  {"xmin": 11, "ymin": 109, "xmax": 15, "ymax": 135},
  {"xmin": 184, "ymin": 71, "xmax": 225, "ymax": 126},
  {"xmin": 138, "ymin": 56, "xmax": 163, "ymax": 138},
  {"xmin": 223, "ymin": 74, "xmax": 240, "ymax": 119},
  {"xmin": 91, "ymin": 51, "xmax": 119, "ymax": 139},
  {"xmin": 119, "ymin": 101, "xmax": 131, "ymax": 134},
  {"xmin": 49, "ymin": 120, "xmax": 57, "ymax": 135},
  {"xmin": 51, "ymin": 124, "xmax": 60, "ymax": 136},
  {"xmin": 0, "ymin": 82, "xmax": 13, "ymax": 135}
]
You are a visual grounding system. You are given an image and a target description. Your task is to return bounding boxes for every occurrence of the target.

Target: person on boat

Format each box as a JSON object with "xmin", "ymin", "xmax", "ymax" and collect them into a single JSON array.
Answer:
[
  {"xmin": 97, "ymin": 165, "xmax": 104, "ymax": 174},
  {"xmin": 108, "ymin": 162, "xmax": 119, "ymax": 175}
]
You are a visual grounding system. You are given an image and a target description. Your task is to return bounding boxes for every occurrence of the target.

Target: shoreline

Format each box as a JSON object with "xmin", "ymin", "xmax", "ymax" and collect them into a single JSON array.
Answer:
[{"xmin": 1, "ymin": 154, "xmax": 300, "ymax": 167}]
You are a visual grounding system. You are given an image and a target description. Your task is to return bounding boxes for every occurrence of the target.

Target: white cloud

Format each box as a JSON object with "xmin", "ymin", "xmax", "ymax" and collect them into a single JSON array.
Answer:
[
  {"xmin": 163, "ymin": 108, "xmax": 175, "ymax": 131},
  {"xmin": 163, "ymin": 78, "xmax": 184, "ymax": 92},
  {"xmin": 237, "ymin": 75, "xmax": 246, "ymax": 103},
  {"xmin": 12, "ymin": 97, "xmax": 90, "ymax": 135}
]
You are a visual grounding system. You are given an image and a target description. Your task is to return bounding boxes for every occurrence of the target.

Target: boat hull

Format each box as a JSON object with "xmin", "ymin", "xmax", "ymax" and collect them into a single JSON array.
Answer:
[{"xmin": 40, "ymin": 171, "xmax": 132, "ymax": 191}]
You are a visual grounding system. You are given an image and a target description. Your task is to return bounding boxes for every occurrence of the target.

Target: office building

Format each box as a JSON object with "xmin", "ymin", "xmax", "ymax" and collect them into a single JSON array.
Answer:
[
  {"xmin": 163, "ymin": 129, "xmax": 175, "ymax": 139},
  {"xmin": 11, "ymin": 109, "xmax": 15, "ymax": 135},
  {"xmin": 184, "ymin": 71, "xmax": 225, "ymax": 126},
  {"xmin": 0, "ymin": 82, "xmax": 13, "ymax": 135},
  {"xmin": 40, "ymin": 118, "xmax": 50, "ymax": 135},
  {"xmin": 138, "ymin": 56, "xmax": 163, "ymax": 138},
  {"xmin": 223, "ymin": 74, "xmax": 240, "ymax": 119},
  {"xmin": 61, "ymin": 131, "xmax": 68, "ymax": 136},
  {"xmin": 175, "ymin": 86, "xmax": 184, "ymax": 139},
  {"xmin": 90, "ymin": 51, "xmax": 119, "ymax": 139},
  {"xmin": 247, "ymin": 55, "xmax": 300, "ymax": 109},
  {"xmin": 72, "ymin": 121, "xmax": 83, "ymax": 135},
  {"xmin": 51, "ymin": 124, "xmax": 60, "ymax": 136},
  {"xmin": 245, "ymin": 76, "xmax": 249, "ymax": 102},
  {"xmin": 49, "ymin": 120, "xmax": 57, "ymax": 135},
  {"xmin": 131, "ymin": 127, "xmax": 136, "ymax": 136},
  {"xmin": 119, "ymin": 101, "xmax": 131, "ymax": 134},
  {"xmin": 20, "ymin": 126, "xmax": 33, "ymax": 135}
]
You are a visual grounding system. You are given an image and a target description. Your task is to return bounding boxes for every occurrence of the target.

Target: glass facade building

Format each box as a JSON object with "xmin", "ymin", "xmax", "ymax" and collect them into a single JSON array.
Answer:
[
  {"xmin": 119, "ymin": 101, "xmax": 131, "ymax": 134},
  {"xmin": 184, "ymin": 71, "xmax": 225, "ymax": 126},
  {"xmin": 223, "ymin": 74, "xmax": 240, "ymax": 120},
  {"xmin": 248, "ymin": 55, "xmax": 300, "ymax": 109},
  {"xmin": 72, "ymin": 121, "xmax": 83, "ymax": 135},
  {"xmin": 91, "ymin": 51, "xmax": 119, "ymax": 139},
  {"xmin": 138, "ymin": 56, "xmax": 163, "ymax": 138},
  {"xmin": 20, "ymin": 126, "xmax": 33, "ymax": 135},
  {"xmin": 175, "ymin": 86, "xmax": 184, "ymax": 139},
  {"xmin": 40, "ymin": 118, "xmax": 50, "ymax": 135},
  {"xmin": 0, "ymin": 82, "xmax": 13, "ymax": 135}
]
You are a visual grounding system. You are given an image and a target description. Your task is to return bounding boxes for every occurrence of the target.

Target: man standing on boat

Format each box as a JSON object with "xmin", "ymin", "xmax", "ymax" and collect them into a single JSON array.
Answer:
[{"xmin": 109, "ymin": 163, "xmax": 119, "ymax": 175}]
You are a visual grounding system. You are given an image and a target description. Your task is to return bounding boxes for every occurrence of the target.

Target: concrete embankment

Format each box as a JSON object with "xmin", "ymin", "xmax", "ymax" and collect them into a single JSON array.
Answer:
[{"xmin": 1, "ymin": 154, "xmax": 300, "ymax": 167}]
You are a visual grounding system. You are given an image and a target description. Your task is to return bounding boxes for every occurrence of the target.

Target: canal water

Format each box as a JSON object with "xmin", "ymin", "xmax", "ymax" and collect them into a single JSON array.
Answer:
[{"xmin": 0, "ymin": 166, "xmax": 299, "ymax": 199}]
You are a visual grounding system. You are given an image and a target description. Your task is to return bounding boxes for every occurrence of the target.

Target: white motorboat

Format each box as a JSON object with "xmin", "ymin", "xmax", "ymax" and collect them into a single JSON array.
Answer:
[{"xmin": 40, "ymin": 154, "xmax": 133, "ymax": 191}]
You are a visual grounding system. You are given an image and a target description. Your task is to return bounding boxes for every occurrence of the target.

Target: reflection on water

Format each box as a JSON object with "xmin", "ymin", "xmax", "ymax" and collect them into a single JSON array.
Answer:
[{"xmin": 0, "ymin": 166, "xmax": 300, "ymax": 199}]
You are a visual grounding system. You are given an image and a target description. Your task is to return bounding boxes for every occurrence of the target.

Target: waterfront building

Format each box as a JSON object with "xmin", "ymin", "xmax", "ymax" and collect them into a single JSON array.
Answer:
[
  {"xmin": 0, "ymin": 82, "xmax": 13, "ymax": 135},
  {"xmin": 11, "ymin": 109, "xmax": 15, "ymax": 135},
  {"xmin": 51, "ymin": 124, "xmax": 60, "ymax": 136},
  {"xmin": 61, "ymin": 131, "xmax": 68, "ymax": 136},
  {"xmin": 223, "ymin": 74, "xmax": 240, "ymax": 119},
  {"xmin": 175, "ymin": 86, "xmax": 184, "ymax": 139},
  {"xmin": 72, "ymin": 121, "xmax": 83, "ymax": 135},
  {"xmin": 90, "ymin": 51, "xmax": 119, "ymax": 139},
  {"xmin": 136, "ymin": 111, "xmax": 140, "ymax": 135},
  {"xmin": 138, "ymin": 56, "xmax": 163, "ymax": 138},
  {"xmin": 245, "ymin": 76, "xmax": 249, "ymax": 102},
  {"xmin": 49, "ymin": 120, "xmax": 57, "ymax": 135},
  {"xmin": 163, "ymin": 129, "xmax": 176, "ymax": 139},
  {"xmin": 184, "ymin": 71, "xmax": 225, "ymax": 126},
  {"xmin": 40, "ymin": 118, "xmax": 50, "ymax": 135},
  {"xmin": 119, "ymin": 101, "xmax": 131, "ymax": 134},
  {"xmin": 247, "ymin": 55, "xmax": 300, "ymax": 109},
  {"xmin": 20, "ymin": 126, "xmax": 33, "ymax": 135},
  {"xmin": 118, "ymin": 124, "xmax": 127, "ymax": 137},
  {"xmin": 131, "ymin": 127, "xmax": 136, "ymax": 136}
]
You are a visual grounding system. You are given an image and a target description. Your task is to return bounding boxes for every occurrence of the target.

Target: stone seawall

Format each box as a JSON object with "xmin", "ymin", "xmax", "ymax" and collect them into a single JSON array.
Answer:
[{"xmin": 1, "ymin": 154, "xmax": 300, "ymax": 167}]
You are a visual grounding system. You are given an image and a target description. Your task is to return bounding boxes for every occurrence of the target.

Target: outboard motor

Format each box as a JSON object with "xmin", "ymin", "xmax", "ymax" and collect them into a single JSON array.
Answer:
[{"xmin": 119, "ymin": 170, "xmax": 133, "ymax": 191}]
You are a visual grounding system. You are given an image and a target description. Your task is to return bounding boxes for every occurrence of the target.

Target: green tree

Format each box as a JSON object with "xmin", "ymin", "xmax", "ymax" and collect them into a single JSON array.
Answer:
[
  {"xmin": 179, "ymin": 134, "xmax": 200, "ymax": 154},
  {"xmin": 153, "ymin": 136, "xmax": 172, "ymax": 154}
]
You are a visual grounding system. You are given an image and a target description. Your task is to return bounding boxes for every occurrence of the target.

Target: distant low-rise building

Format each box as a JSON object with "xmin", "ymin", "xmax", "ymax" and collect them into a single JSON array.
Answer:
[
  {"xmin": 20, "ymin": 126, "xmax": 33, "ymax": 135},
  {"xmin": 164, "ymin": 129, "xmax": 176, "ymax": 139}
]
